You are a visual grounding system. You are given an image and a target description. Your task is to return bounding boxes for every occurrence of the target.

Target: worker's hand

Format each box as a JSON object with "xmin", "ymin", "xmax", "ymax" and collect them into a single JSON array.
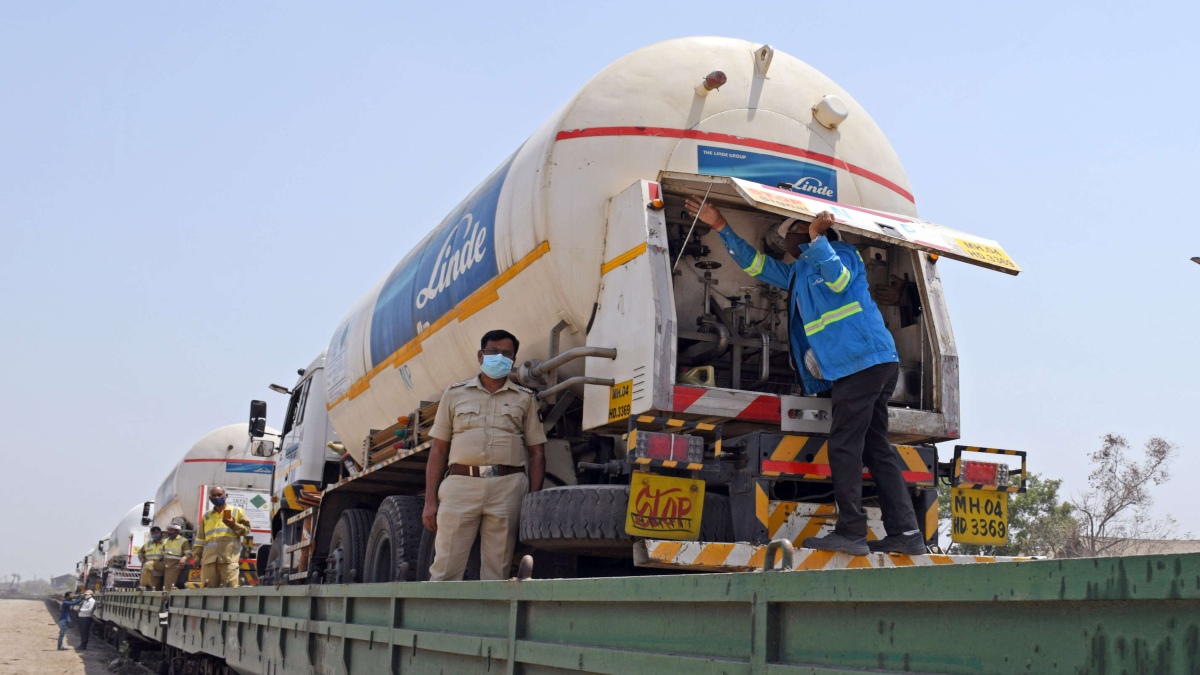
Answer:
[
  {"xmin": 222, "ymin": 514, "xmax": 236, "ymax": 527},
  {"xmin": 684, "ymin": 196, "xmax": 726, "ymax": 231},
  {"xmin": 808, "ymin": 211, "xmax": 836, "ymax": 240},
  {"xmin": 422, "ymin": 501, "xmax": 438, "ymax": 533}
]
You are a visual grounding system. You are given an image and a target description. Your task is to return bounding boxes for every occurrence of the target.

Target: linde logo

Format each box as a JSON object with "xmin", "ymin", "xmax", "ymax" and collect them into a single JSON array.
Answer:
[
  {"xmin": 792, "ymin": 176, "xmax": 835, "ymax": 198},
  {"xmin": 416, "ymin": 213, "xmax": 488, "ymax": 309}
]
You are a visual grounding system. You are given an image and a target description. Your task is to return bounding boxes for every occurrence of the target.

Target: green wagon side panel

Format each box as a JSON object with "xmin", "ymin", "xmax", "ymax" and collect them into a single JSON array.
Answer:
[{"xmin": 92, "ymin": 553, "xmax": 1200, "ymax": 674}]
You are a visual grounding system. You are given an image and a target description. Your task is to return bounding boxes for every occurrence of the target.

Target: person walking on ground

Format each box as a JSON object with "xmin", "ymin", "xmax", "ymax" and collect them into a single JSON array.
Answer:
[
  {"xmin": 56, "ymin": 591, "xmax": 82, "ymax": 650},
  {"xmin": 190, "ymin": 487, "xmax": 251, "ymax": 588},
  {"xmin": 138, "ymin": 526, "xmax": 166, "ymax": 590},
  {"xmin": 684, "ymin": 197, "xmax": 925, "ymax": 556},
  {"xmin": 423, "ymin": 329, "xmax": 547, "ymax": 580},
  {"xmin": 75, "ymin": 590, "xmax": 96, "ymax": 650},
  {"xmin": 161, "ymin": 522, "xmax": 187, "ymax": 590}
]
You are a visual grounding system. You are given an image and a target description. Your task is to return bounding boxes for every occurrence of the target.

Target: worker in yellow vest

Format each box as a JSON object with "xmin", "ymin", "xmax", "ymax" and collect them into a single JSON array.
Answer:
[
  {"xmin": 161, "ymin": 522, "xmax": 188, "ymax": 590},
  {"xmin": 138, "ymin": 526, "xmax": 166, "ymax": 590},
  {"xmin": 189, "ymin": 486, "xmax": 251, "ymax": 588}
]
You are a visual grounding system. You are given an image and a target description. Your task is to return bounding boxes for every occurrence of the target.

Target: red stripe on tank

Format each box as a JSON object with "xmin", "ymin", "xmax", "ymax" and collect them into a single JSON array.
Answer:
[
  {"xmin": 554, "ymin": 126, "xmax": 915, "ymax": 204},
  {"xmin": 182, "ymin": 458, "xmax": 275, "ymax": 464}
]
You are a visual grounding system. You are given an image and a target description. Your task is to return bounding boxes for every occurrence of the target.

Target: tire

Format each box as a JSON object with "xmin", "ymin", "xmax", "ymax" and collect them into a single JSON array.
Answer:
[
  {"xmin": 363, "ymin": 496, "xmax": 425, "ymax": 583},
  {"xmin": 325, "ymin": 508, "xmax": 373, "ymax": 584},
  {"xmin": 519, "ymin": 485, "xmax": 733, "ymax": 556},
  {"xmin": 415, "ymin": 527, "xmax": 481, "ymax": 582}
]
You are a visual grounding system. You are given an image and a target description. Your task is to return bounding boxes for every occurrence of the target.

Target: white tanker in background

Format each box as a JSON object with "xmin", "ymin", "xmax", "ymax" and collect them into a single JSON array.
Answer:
[
  {"xmin": 70, "ymin": 424, "xmax": 276, "ymax": 591},
  {"xmin": 94, "ymin": 503, "xmax": 154, "ymax": 589},
  {"xmin": 248, "ymin": 36, "xmax": 1025, "ymax": 585}
]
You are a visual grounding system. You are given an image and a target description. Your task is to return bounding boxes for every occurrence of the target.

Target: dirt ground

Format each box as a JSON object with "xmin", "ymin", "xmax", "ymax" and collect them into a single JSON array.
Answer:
[{"xmin": 0, "ymin": 598, "xmax": 117, "ymax": 675}]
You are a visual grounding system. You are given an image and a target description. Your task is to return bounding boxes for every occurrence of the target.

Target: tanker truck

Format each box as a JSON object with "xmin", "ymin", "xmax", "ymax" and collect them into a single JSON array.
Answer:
[
  {"xmin": 152, "ymin": 423, "xmax": 276, "ymax": 587},
  {"xmin": 95, "ymin": 502, "xmax": 155, "ymax": 589},
  {"xmin": 249, "ymin": 36, "xmax": 1026, "ymax": 584}
]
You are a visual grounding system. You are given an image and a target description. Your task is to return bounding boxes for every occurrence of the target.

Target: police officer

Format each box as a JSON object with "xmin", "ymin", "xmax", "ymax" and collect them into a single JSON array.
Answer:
[
  {"xmin": 422, "ymin": 329, "xmax": 547, "ymax": 581},
  {"xmin": 161, "ymin": 522, "xmax": 187, "ymax": 590},
  {"xmin": 190, "ymin": 486, "xmax": 251, "ymax": 587},
  {"xmin": 138, "ymin": 526, "xmax": 166, "ymax": 590}
]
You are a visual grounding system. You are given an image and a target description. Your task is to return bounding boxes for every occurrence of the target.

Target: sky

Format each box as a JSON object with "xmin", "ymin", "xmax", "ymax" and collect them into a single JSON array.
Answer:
[{"xmin": 2, "ymin": 1, "xmax": 1197, "ymax": 579}]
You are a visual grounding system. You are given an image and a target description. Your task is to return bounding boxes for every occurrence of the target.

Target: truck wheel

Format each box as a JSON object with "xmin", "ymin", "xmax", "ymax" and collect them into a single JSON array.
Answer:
[
  {"xmin": 363, "ymin": 496, "xmax": 424, "ymax": 582},
  {"xmin": 519, "ymin": 485, "xmax": 733, "ymax": 555},
  {"xmin": 325, "ymin": 509, "xmax": 373, "ymax": 584},
  {"xmin": 414, "ymin": 527, "xmax": 481, "ymax": 581}
]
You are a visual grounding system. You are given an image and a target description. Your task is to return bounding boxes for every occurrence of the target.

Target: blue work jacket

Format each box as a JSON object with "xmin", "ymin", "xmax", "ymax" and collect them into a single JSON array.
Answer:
[{"xmin": 717, "ymin": 227, "xmax": 898, "ymax": 393}]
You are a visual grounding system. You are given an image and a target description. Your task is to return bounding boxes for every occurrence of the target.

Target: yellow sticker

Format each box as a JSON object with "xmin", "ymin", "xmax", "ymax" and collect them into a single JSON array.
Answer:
[
  {"xmin": 950, "ymin": 487, "xmax": 1009, "ymax": 545},
  {"xmin": 625, "ymin": 472, "xmax": 705, "ymax": 540},
  {"xmin": 953, "ymin": 238, "xmax": 1018, "ymax": 270},
  {"xmin": 608, "ymin": 379, "xmax": 633, "ymax": 422}
]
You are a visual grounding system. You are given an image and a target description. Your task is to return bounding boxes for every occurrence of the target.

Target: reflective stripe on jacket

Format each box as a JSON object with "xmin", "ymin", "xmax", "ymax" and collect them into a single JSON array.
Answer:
[
  {"xmin": 139, "ymin": 540, "xmax": 165, "ymax": 561},
  {"xmin": 162, "ymin": 535, "xmax": 186, "ymax": 559},
  {"xmin": 718, "ymin": 227, "xmax": 898, "ymax": 389},
  {"xmin": 193, "ymin": 506, "xmax": 250, "ymax": 564}
]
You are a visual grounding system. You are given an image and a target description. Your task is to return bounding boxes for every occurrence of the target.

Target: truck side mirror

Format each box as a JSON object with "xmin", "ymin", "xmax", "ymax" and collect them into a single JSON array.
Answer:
[
  {"xmin": 249, "ymin": 400, "xmax": 268, "ymax": 439},
  {"xmin": 251, "ymin": 439, "xmax": 276, "ymax": 457},
  {"xmin": 140, "ymin": 500, "xmax": 153, "ymax": 526}
]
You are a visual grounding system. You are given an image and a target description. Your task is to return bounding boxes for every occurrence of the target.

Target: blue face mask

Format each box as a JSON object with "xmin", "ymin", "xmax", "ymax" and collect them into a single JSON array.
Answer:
[
  {"xmin": 480, "ymin": 354, "xmax": 513, "ymax": 379},
  {"xmin": 211, "ymin": 497, "xmax": 226, "ymax": 508}
]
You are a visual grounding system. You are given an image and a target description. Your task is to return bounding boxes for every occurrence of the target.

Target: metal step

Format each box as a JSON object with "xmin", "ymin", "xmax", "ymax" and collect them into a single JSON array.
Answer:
[
  {"xmin": 285, "ymin": 508, "xmax": 313, "ymax": 525},
  {"xmin": 283, "ymin": 539, "xmax": 312, "ymax": 554}
]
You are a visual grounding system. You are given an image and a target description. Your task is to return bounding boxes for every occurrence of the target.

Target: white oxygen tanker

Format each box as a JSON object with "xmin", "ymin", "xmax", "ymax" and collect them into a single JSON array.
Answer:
[
  {"xmin": 154, "ymin": 423, "xmax": 276, "ymax": 545},
  {"xmin": 98, "ymin": 503, "xmax": 154, "ymax": 589},
  {"xmin": 256, "ymin": 36, "xmax": 1023, "ymax": 583}
]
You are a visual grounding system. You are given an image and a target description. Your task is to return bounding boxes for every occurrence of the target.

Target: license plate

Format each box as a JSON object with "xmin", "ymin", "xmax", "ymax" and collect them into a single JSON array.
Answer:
[
  {"xmin": 950, "ymin": 487, "xmax": 1009, "ymax": 545},
  {"xmin": 608, "ymin": 380, "xmax": 633, "ymax": 422},
  {"xmin": 625, "ymin": 472, "xmax": 705, "ymax": 540}
]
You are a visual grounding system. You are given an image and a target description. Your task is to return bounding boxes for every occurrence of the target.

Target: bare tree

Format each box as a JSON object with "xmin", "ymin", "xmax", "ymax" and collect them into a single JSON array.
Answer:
[{"xmin": 1069, "ymin": 434, "xmax": 1178, "ymax": 557}]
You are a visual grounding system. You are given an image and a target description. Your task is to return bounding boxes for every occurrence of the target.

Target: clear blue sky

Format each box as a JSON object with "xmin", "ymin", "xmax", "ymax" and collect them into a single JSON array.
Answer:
[{"xmin": 2, "ymin": 1, "xmax": 1197, "ymax": 578}]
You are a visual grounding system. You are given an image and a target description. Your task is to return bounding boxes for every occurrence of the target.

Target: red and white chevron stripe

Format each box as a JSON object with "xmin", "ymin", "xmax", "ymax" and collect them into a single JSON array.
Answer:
[{"xmin": 671, "ymin": 385, "xmax": 781, "ymax": 422}]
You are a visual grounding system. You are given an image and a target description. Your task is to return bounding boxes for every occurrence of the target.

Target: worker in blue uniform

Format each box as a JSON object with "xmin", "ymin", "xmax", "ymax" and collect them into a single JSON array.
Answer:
[{"xmin": 685, "ymin": 196, "xmax": 925, "ymax": 556}]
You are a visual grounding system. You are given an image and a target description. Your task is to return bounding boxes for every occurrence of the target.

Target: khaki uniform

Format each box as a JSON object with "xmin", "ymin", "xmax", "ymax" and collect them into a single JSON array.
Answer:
[
  {"xmin": 192, "ymin": 506, "xmax": 251, "ymax": 588},
  {"xmin": 429, "ymin": 376, "xmax": 547, "ymax": 581},
  {"xmin": 161, "ymin": 534, "xmax": 187, "ymax": 590},
  {"xmin": 138, "ymin": 540, "xmax": 165, "ymax": 590}
]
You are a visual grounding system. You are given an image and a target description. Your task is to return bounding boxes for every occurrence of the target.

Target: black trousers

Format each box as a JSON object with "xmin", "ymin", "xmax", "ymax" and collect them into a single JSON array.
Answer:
[
  {"xmin": 829, "ymin": 361, "xmax": 919, "ymax": 539},
  {"xmin": 77, "ymin": 616, "xmax": 93, "ymax": 649}
]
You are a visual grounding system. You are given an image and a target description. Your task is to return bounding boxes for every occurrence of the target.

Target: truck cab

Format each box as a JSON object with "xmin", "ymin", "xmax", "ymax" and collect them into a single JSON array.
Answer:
[{"xmin": 251, "ymin": 352, "xmax": 342, "ymax": 583}]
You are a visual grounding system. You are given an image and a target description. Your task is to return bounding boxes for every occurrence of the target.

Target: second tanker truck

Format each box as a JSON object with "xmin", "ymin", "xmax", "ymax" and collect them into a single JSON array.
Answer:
[{"xmin": 247, "ymin": 36, "xmax": 1025, "ymax": 585}]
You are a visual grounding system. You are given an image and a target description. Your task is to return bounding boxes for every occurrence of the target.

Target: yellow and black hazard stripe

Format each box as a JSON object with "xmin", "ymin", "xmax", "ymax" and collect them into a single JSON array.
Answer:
[
  {"xmin": 625, "ymin": 414, "xmax": 723, "ymax": 458},
  {"xmin": 759, "ymin": 435, "xmax": 934, "ymax": 485},
  {"xmin": 631, "ymin": 456, "xmax": 704, "ymax": 471},
  {"xmin": 282, "ymin": 482, "xmax": 322, "ymax": 511},
  {"xmin": 239, "ymin": 558, "xmax": 259, "ymax": 586}
]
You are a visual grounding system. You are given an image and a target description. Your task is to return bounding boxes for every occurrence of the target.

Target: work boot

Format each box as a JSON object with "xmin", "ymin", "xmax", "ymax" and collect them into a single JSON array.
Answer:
[
  {"xmin": 802, "ymin": 532, "xmax": 869, "ymax": 556},
  {"xmin": 868, "ymin": 532, "xmax": 926, "ymax": 555}
]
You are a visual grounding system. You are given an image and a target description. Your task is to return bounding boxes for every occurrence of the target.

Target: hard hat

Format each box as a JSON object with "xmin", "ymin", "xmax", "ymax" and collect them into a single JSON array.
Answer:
[{"xmin": 166, "ymin": 523, "xmax": 181, "ymax": 531}]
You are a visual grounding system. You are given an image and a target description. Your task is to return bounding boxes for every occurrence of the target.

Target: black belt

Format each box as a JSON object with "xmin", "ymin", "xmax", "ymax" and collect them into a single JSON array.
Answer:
[{"xmin": 448, "ymin": 464, "xmax": 523, "ymax": 477}]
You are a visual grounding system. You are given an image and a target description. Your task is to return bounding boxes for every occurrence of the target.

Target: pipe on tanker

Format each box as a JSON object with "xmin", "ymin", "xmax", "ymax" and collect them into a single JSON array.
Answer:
[
  {"xmin": 533, "ymin": 347, "xmax": 617, "ymax": 377},
  {"xmin": 518, "ymin": 347, "xmax": 618, "ymax": 388},
  {"xmin": 537, "ymin": 376, "xmax": 616, "ymax": 401}
]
